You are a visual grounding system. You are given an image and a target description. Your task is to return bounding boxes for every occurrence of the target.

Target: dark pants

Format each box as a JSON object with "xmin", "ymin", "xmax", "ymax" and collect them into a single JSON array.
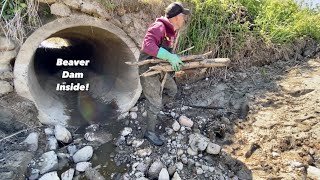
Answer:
[{"xmin": 139, "ymin": 65, "xmax": 177, "ymax": 131}]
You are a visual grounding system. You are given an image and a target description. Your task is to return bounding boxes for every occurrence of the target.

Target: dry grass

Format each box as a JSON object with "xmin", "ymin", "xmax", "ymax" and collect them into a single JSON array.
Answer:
[{"xmin": 0, "ymin": 0, "xmax": 42, "ymax": 45}]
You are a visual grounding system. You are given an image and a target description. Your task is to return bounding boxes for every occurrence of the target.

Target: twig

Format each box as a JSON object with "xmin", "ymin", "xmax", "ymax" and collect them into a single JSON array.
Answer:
[
  {"xmin": 0, "ymin": 126, "xmax": 41, "ymax": 143},
  {"xmin": 177, "ymin": 46, "xmax": 195, "ymax": 55},
  {"xmin": 160, "ymin": 72, "xmax": 168, "ymax": 95},
  {"xmin": 125, "ymin": 51, "xmax": 212, "ymax": 66},
  {"xmin": 140, "ymin": 70, "xmax": 161, "ymax": 77},
  {"xmin": 149, "ymin": 58, "xmax": 231, "ymax": 72}
]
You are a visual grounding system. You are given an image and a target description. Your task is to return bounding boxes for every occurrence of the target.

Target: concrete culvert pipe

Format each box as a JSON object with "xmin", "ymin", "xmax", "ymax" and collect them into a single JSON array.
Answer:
[{"xmin": 14, "ymin": 16, "xmax": 141, "ymax": 126}]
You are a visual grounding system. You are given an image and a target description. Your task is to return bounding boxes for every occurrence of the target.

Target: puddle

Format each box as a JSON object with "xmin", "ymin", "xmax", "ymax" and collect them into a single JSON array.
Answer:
[{"xmin": 61, "ymin": 90, "xmax": 127, "ymax": 179}]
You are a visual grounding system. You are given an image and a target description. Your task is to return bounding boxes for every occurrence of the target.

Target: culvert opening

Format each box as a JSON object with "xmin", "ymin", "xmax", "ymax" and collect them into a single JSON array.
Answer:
[{"xmin": 14, "ymin": 17, "xmax": 141, "ymax": 125}]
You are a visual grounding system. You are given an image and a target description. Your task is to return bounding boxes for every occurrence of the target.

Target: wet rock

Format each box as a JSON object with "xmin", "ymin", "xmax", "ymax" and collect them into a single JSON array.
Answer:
[
  {"xmin": 50, "ymin": 2, "xmax": 71, "ymax": 17},
  {"xmin": 67, "ymin": 145, "xmax": 77, "ymax": 155},
  {"xmin": 130, "ymin": 112, "xmax": 138, "ymax": 119},
  {"xmin": 135, "ymin": 148, "xmax": 152, "ymax": 157},
  {"xmin": 187, "ymin": 147, "xmax": 198, "ymax": 156},
  {"xmin": 179, "ymin": 115, "xmax": 194, "ymax": 127},
  {"xmin": 142, "ymin": 111, "xmax": 147, "ymax": 117},
  {"xmin": 85, "ymin": 167, "xmax": 105, "ymax": 180},
  {"xmin": 29, "ymin": 169, "xmax": 40, "ymax": 180},
  {"xmin": 84, "ymin": 131, "xmax": 112, "ymax": 143},
  {"xmin": 307, "ymin": 166, "xmax": 320, "ymax": 179},
  {"xmin": 61, "ymin": 168, "xmax": 74, "ymax": 180},
  {"xmin": 72, "ymin": 146, "xmax": 93, "ymax": 163},
  {"xmin": 121, "ymin": 127, "xmax": 132, "ymax": 136},
  {"xmin": 148, "ymin": 160, "xmax": 164, "ymax": 179},
  {"xmin": 0, "ymin": 171, "xmax": 13, "ymax": 179},
  {"xmin": 196, "ymin": 167, "xmax": 204, "ymax": 175},
  {"xmin": 172, "ymin": 172, "xmax": 182, "ymax": 180},
  {"xmin": 172, "ymin": 121, "xmax": 181, "ymax": 131},
  {"xmin": 175, "ymin": 162, "xmax": 183, "ymax": 171},
  {"xmin": 39, "ymin": 171, "xmax": 59, "ymax": 180},
  {"xmin": 39, "ymin": 151, "xmax": 58, "ymax": 174},
  {"xmin": 115, "ymin": 136, "xmax": 126, "ymax": 146},
  {"xmin": 167, "ymin": 165, "xmax": 176, "ymax": 176},
  {"xmin": 132, "ymin": 139, "xmax": 144, "ymax": 148},
  {"xmin": 206, "ymin": 143, "xmax": 222, "ymax": 155},
  {"xmin": 158, "ymin": 168, "xmax": 170, "ymax": 180},
  {"xmin": 0, "ymin": 80, "xmax": 13, "ymax": 95},
  {"xmin": 44, "ymin": 128, "xmax": 54, "ymax": 136},
  {"xmin": 76, "ymin": 162, "xmax": 92, "ymax": 172},
  {"xmin": 54, "ymin": 125, "xmax": 72, "ymax": 143},
  {"xmin": 23, "ymin": 132, "xmax": 38, "ymax": 151},
  {"xmin": 48, "ymin": 136, "xmax": 58, "ymax": 150},
  {"xmin": 130, "ymin": 106, "xmax": 138, "ymax": 112},
  {"xmin": 136, "ymin": 162, "xmax": 149, "ymax": 173},
  {"xmin": 189, "ymin": 133, "xmax": 210, "ymax": 152}
]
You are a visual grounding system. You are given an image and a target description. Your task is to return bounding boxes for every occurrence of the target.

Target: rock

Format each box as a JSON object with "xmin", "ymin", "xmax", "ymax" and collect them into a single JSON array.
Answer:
[
  {"xmin": 29, "ymin": 169, "xmax": 40, "ymax": 180},
  {"xmin": 196, "ymin": 167, "xmax": 204, "ymax": 175},
  {"xmin": 76, "ymin": 162, "xmax": 92, "ymax": 172},
  {"xmin": 63, "ymin": 0, "xmax": 82, "ymax": 9},
  {"xmin": 165, "ymin": 128, "xmax": 173, "ymax": 135},
  {"xmin": 142, "ymin": 111, "xmax": 147, "ymax": 117},
  {"xmin": 120, "ymin": 15, "xmax": 132, "ymax": 27},
  {"xmin": 148, "ymin": 160, "xmax": 164, "ymax": 179},
  {"xmin": 172, "ymin": 121, "xmax": 181, "ymax": 131},
  {"xmin": 38, "ymin": 0, "xmax": 56, "ymax": 4},
  {"xmin": 175, "ymin": 162, "xmax": 183, "ymax": 171},
  {"xmin": 177, "ymin": 149, "xmax": 184, "ymax": 156},
  {"xmin": 0, "ymin": 80, "xmax": 13, "ymax": 95},
  {"xmin": 135, "ymin": 172, "xmax": 144, "ymax": 178},
  {"xmin": 187, "ymin": 147, "xmax": 198, "ymax": 156},
  {"xmin": 61, "ymin": 168, "xmax": 74, "ymax": 180},
  {"xmin": 201, "ymin": 165, "xmax": 209, "ymax": 171},
  {"xmin": 85, "ymin": 167, "xmax": 105, "ymax": 180},
  {"xmin": 136, "ymin": 162, "xmax": 149, "ymax": 173},
  {"xmin": 84, "ymin": 131, "xmax": 112, "ymax": 143},
  {"xmin": 48, "ymin": 136, "xmax": 58, "ymax": 150},
  {"xmin": 54, "ymin": 125, "xmax": 72, "ymax": 143},
  {"xmin": 221, "ymin": 117, "xmax": 230, "ymax": 124},
  {"xmin": 135, "ymin": 148, "xmax": 152, "ymax": 157},
  {"xmin": 72, "ymin": 146, "xmax": 93, "ymax": 163},
  {"xmin": 158, "ymin": 168, "xmax": 170, "ymax": 180},
  {"xmin": 189, "ymin": 133, "xmax": 210, "ymax": 152},
  {"xmin": 57, "ymin": 153, "xmax": 70, "ymax": 170},
  {"xmin": 39, "ymin": 171, "xmax": 60, "ymax": 180},
  {"xmin": 172, "ymin": 172, "xmax": 182, "ymax": 180},
  {"xmin": 208, "ymin": 166, "xmax": 215, "ymax": 172},
  {"xmin": 130, "ymin": 106, "xmax": 138, "ymax": 112},
  {"xmin": 181, "ymin": 156, "xmax": 188, "ymax": 164},
  {"xmin": 0, "ymin": 37, "xmax": 15, "ymax": 51},
  {"xmin": 0, "ymin": 71, "xmax": 13, "ymax": 81},
  {"xmin": 132, "ymin": 139, "xmax": 144, "ymax": 148},
  {"xmin": 39, "ymin": 151, "xmax": 58, "ymax": 174},
  {"xmin": 50, "ymin": 2, "xmax": 71, "ymax": 17},
  {"xmin": 121, "ymin": 127, "xmax": 132, "ymax": 136},
  {"xmin": 23, "ymin": 132, "xmax": 38, "ymax": 151},
  {"xmin": 0, "ymin": 49, "xmax": 17, "ymax": 65},
  {"xmin": 307, "ymin": 166, "xmax": 320, "ymax": 179},
  {"xmin": 3, "ymin": 151, "xmax": 33, "ymax": 179},
  {"xmin": 167, "ymin": 165, "xmax": 176, "ymax": 176},
  {"xmin": 130, "ymin": 112, "xmax": 137, "ymax": 119},
  {"xmin": 179, "ymin": 115, "xmax": 194, "ymax": 127},
  {"xmin": 44, "ymin": 128, "xmax": 54, "ymax": 136},
  {"xmin": 206, "ymin": 143, "xmax": 221, "ymax": 155},
  {"xmin": 67, "ymin": 145, "xmax": 77, "ymax": 155}
]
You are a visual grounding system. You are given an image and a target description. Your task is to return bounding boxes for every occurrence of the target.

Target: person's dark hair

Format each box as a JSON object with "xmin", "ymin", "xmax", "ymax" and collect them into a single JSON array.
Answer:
[{"xmin": 165, "ymin": 2, "xmax": 190, "ymax": 18}]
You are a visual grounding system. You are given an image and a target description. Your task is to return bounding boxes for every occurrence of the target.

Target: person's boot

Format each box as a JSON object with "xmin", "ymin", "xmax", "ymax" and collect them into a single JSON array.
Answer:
[{"xmin": 144, "ymin": 111, "xmax": 164, "ymax": 146}]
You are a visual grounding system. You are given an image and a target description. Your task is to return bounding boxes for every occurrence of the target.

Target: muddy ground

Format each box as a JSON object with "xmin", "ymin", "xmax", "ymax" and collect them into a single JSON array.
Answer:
[{"xmin": 0, "ymin": 49, "xmax": 320, "ymax": 179}]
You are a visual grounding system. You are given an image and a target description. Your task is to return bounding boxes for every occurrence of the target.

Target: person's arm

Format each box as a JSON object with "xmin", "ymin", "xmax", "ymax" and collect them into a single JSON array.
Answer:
[{"xmin": 141, "ymin": 22, "xmax": 184, "ymax": 71}]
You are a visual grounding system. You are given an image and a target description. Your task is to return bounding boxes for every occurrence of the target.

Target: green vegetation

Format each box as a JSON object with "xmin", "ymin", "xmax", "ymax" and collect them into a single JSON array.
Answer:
[{"xmin": 178, "ymin": 0, "xmax": 320, "ymax": 56}]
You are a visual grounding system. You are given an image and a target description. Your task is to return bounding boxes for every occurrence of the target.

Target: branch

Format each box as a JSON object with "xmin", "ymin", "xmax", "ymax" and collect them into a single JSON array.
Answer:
[{"xmin": 125, "ymin": 51, "xmax": 213, "ymax": 66}]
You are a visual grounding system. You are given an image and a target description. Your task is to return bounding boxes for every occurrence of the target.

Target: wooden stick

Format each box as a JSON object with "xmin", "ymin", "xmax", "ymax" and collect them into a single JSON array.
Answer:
[
  {"xmin": 140, "ymin": 70, "xmax": 161, "ymax": 77},
  {"xmin": 125, "ymin": 51, "xmax": 212, "ymax": 66},
  {"xmin": 177, "ymin": 46, "xmax": 195, "ymax": 55},
  {"xmin": 149, "ymin": 58, "xmax": 231, "ymax": 72}
]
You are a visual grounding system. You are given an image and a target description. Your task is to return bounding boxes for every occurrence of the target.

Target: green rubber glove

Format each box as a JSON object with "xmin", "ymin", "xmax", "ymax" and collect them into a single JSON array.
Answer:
[{"xmin": 156, "ymin": 47, "xmax": 184, "ymax": 71}]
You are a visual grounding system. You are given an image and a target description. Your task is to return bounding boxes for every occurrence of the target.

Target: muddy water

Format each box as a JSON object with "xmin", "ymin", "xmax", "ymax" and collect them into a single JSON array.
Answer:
[{"xmin": 63, "ymin": 90, "xmax": 127, "ymax": 179}]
